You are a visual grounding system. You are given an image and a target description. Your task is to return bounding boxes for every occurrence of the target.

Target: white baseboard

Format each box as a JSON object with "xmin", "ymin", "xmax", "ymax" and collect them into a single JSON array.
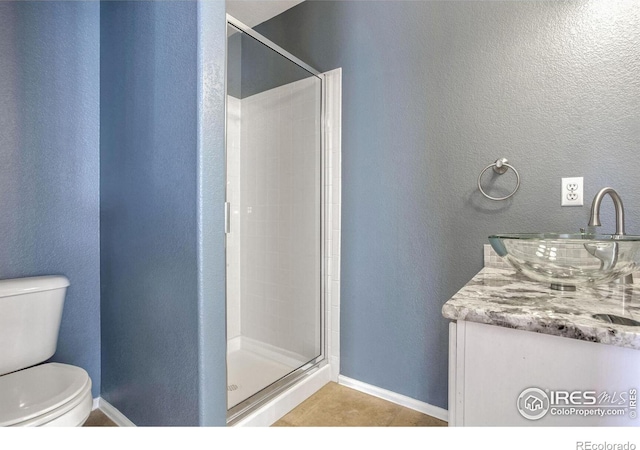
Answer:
[
  {"xmin": 338, "ymin": 375, "xmax": 449, "ymax": 423},
  {"xmin": 97, "ymin": 398, "xmax": 136, "ymax": 427},
  {"xmin": 233, "ymin": 364, "xmax": 331, "ymax": 427}
]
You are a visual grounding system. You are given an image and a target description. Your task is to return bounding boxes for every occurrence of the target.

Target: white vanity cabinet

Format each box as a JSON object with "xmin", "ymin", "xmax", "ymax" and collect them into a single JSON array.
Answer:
[{"xmin": 448, "ymin": 320, "xmax": 640, "ymax": 426}]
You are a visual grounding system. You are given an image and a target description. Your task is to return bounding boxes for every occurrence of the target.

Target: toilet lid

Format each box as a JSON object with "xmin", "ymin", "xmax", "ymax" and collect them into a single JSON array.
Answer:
[{"xmin": 0, "ymin": 362, "xmax": 90, "ymax": 427}]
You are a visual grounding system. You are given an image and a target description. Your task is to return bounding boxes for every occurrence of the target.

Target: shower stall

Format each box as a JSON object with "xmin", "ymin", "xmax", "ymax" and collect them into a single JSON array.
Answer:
[{"xmin": 225, "ymin": 15, "xmax": 335, "ymax": 424}]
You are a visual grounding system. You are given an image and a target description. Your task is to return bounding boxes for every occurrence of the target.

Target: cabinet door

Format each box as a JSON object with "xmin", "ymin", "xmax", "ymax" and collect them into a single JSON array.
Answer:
[{"xmin": 451, "ymin": 321, "xmax": 640, "ymax": 426}]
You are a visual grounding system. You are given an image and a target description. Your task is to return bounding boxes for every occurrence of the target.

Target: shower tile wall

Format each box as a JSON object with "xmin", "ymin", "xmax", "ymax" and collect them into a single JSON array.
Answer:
[
  {"xmin": 227, "ymin": 95, "xmax": 242, "ymax": 340},
  {"xmin": 239, "ymin": 77, "xmax": 321, "ymax": 362},
  {"xmin": 324, "ymin": 68, "xmax": 342, "ymax": 381}
]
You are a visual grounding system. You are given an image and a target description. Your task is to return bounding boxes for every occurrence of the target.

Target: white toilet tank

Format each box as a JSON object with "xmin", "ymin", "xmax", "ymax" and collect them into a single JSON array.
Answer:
[{"xmin": 0, "ymin": 276, "xmax": 70, "ymax": 376}]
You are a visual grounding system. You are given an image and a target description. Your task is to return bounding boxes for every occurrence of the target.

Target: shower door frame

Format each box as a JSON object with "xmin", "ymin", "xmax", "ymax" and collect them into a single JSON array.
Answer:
[{"xmin": 224, "ymin": 14, "xmax": 328, "ymax": 425}]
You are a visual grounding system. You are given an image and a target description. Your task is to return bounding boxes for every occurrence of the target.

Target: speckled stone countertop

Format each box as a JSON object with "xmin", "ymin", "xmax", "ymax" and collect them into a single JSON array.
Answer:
[{"xmin": 442, "ymin": 267, "xmax": 640, "ymax": 350}]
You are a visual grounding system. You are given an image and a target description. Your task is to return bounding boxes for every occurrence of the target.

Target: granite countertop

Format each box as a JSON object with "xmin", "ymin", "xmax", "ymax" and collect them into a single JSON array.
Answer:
[{"xmin": 442, "ymin": 267, "xmax": 640, "ymax": 350}]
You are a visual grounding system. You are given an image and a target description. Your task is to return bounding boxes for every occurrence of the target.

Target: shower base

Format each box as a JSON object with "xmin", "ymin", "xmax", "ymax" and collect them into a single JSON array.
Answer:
[{"xmin": 227, "ymin": 336, "xmax": 307, "ymax": 409}]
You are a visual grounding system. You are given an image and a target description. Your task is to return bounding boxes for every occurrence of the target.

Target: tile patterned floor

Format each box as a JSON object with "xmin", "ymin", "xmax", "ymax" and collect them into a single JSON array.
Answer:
[
  {"xmin": 273, "ymin": 382, "xmax": 447, "ymax": 427},
  {"xmin": 83, "ymin": 409, "xmax": 117, "ymax": 427},
  {"xmin": 84, "ymin": 382, "xmax": 447, "ymax": 427}
]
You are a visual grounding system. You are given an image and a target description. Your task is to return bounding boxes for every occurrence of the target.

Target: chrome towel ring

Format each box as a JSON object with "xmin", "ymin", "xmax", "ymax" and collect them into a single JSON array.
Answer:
[{"xmin": 477, "ymin": 158, "xmax": 520, "ymax": 201}]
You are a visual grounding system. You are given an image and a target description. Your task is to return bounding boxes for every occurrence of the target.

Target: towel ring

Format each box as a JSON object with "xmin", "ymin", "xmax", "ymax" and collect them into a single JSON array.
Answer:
[{"xmin": 477, "ymin": 158, "xmax": 520, "ymax": 201}]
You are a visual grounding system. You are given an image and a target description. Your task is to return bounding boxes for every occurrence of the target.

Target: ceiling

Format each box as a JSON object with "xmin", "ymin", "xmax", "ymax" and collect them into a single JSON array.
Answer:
[{"xmin": 226, "ymin": 0, "xmax": 305, "ymax": 28}]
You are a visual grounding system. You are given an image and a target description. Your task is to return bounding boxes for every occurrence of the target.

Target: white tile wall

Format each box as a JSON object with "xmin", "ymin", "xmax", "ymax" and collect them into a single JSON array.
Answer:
[
  {"xmin": 324, "ymin": 68, "xmax": 342, "ymax": 381},
  {"xmin": 226, "ymin": 69, "xmax": 342, "ymax": 381},
  {"xmin": 239, "ymin": 76, "xmax": 322, "ymax": 361}
]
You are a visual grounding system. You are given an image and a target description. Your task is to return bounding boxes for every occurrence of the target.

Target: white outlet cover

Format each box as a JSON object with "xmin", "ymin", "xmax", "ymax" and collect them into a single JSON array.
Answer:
[{"xmin": 562, "ymin": 177, "xmax": 584, "ymax": 207}]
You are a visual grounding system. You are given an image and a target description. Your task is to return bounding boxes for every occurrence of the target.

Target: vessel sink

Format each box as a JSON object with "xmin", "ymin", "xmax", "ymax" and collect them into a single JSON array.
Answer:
[{"xmin": 489, "ymin": 233, "xmax": 640, "ymax": 290}]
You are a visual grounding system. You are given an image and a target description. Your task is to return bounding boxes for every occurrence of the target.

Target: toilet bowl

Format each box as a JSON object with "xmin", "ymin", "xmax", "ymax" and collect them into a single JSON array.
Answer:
[
  {"xmin": 0, "ymin": 276, "xmax": 93, "ymax": 427},
  {"xmin": 0, "ymin": 363, "xmax": 92, "ymax": 427}
]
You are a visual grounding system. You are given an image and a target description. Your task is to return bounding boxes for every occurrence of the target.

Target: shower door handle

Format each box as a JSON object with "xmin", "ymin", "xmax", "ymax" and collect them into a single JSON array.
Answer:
[{"xmin": 225, "ymin": 202, "xmax": 231, "ymax": 234}]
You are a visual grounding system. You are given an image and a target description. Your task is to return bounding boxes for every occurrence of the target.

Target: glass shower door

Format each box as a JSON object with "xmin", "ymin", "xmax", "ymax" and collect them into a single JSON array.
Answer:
[{"xmin": 225, "ymin": 18, "xmax": 323, "ymax": 418}]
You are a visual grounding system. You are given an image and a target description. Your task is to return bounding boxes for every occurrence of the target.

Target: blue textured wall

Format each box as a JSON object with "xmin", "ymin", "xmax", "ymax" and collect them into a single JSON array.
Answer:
[
  {"xmin": 258, "ymin": 1, "xmax": 640, "ymax": 409},
  {"xmin": 197, "ymin": 0, "xmax": 228, "ymax": 427},
  {"xmin": 100, "ymin": 1, "xmax": 202, "ymax": 426},
  {"xmin": 0, "ymin": 1, "xmax": 101, "ymax": 397}
]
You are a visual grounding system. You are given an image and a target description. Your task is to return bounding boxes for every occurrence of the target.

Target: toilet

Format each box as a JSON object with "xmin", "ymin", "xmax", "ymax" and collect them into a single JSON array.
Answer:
[{"xmin": 0, "ymin": 276, "xmax": 93, "ymax": 427}]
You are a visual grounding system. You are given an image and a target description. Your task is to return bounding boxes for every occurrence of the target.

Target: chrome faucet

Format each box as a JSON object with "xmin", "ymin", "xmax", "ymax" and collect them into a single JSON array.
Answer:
[
  {"xmin": 588, "ymin": 187, "xmax": 632, "ymax": 284},
  {"xmin": 588, "ymin": 187, "xmax": 626, "ymax": 235}
]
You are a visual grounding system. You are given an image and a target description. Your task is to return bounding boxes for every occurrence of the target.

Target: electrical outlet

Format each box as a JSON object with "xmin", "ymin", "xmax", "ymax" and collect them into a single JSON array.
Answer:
[{"xmin": 562, "ymin": 177, "xmax": 583, "ymax": 207}]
